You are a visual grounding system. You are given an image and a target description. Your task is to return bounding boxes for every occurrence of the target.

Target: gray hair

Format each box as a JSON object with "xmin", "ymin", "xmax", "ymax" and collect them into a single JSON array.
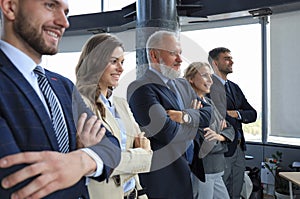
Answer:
[{"xmin": 146, "ymin": 30, "xmax": 178, "ymax": 62}]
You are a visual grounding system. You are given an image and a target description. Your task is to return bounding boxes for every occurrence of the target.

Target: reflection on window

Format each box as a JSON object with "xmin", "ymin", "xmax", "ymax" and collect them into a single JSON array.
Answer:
[{"xmin": 181, "ymin": 24, "xmax": 262, "ymax": 143}]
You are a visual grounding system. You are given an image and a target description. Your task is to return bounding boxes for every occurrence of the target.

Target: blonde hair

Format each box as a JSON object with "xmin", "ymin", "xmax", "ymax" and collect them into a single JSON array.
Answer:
[{"xmin": 184, "ymin": 61, "xmax": 211, "ymax": 81}]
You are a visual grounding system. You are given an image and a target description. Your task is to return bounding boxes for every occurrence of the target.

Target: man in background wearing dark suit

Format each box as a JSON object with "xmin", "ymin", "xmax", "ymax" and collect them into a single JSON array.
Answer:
[
  {"xmin": 208, "ymin": 47, "xmax": 257, "ymax": 199},
  {"xmin": 127, "ymin": 30, "xmax": 211, "ymax": 199},
  {"xmin": 0, "ymin": 0, "xmax": 120, "ymax": 198}
]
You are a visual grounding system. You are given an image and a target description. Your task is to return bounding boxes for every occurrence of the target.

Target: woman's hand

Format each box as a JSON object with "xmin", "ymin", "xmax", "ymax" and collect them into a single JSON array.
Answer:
[
  {"xmin": 134, "ymin": 132, "xmax": 151, "ymax": 152},
  {"xmin": 191, "ymin": 99, "xmax": 202, "ymax": 109},
  {"xmin": 203, "ymin": 127, "xmax": 225, "ymax": 142}
]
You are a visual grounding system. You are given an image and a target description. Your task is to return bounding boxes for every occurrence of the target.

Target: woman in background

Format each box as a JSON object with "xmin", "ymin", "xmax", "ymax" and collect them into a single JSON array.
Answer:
[
  {"xmin": 75, "ymin": 33, "xmax": 152, "ymax": 199},
  {"xmin": 184, "ymin": 62, "xmax": 234, "ymax": 199},
  {"xmin": 167, "ymin": 61, "xmax": 234, "ymax": 199}
]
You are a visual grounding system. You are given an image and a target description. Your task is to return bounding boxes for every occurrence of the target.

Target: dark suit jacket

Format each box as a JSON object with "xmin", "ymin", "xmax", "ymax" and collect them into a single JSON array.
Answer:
[
  {"xmin": 127, "ymin": 69, "xmax": 211, "ymax": 199},
  {"xmin": 209, "ymin": 75, "xmax": 257, "ymax": 157},
  {"xmin": 0, "ymin": 50, "xmax": 121, "ymax": 199}
]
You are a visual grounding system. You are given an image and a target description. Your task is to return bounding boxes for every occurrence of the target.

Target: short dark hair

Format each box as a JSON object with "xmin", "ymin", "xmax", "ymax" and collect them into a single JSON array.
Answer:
[{"xmin": 208, "ymin": 47, "xmax": 231, "ymax": 65}]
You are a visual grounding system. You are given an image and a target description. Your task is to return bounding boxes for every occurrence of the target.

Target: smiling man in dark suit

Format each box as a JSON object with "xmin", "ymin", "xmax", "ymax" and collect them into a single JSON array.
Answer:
[
  {"xmin": 0, "ymin": 0, "xmax": 120, "ymax": 199},
  {"xmin": 127, "ymin": 30, "xmax": 211, "ymax": 199},
  {"xmin": 208, "ymin": 47, "xmax": 257, "ymax": 199}
]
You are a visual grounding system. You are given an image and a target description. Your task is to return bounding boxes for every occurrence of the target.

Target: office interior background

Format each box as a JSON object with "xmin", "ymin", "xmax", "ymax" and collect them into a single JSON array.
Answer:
[{"xmin": 3, "ymin": 0, "xmax": 299, "ymax": 197}]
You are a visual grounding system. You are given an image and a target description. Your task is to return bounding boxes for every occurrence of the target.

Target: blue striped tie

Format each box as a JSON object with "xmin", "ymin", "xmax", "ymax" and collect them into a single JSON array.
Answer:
[{"xmin": 34, "ymin": 66, "xmax": 69, "ymax": 153}]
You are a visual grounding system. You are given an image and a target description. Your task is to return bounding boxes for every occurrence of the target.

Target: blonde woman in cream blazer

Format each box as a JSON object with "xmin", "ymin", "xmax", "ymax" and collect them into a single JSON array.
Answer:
[{"xmin": 75, "ymin": 33, "xmax": 152, "ymax": 199}]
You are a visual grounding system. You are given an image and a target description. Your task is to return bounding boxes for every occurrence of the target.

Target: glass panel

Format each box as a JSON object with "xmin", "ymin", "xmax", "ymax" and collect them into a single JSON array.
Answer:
[
  {"xmin": 68, "ymin": 0, "xmax": 101, "ymax": 16},
  {"xmin": 181, "ymin": 24, "xmax": 262, "ymax": 142}
]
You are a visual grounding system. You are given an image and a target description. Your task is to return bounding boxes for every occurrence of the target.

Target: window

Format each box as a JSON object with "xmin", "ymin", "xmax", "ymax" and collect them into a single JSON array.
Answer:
[
  {"xmin": 68, "ymin": 0, "xmax": 136, "ymax": 16},
  {"xmin": 68, "ymin": 0, "xmax": 102, "ymax": 16},
  {"xmin": 181, "ymin": 24, "xmax": 262, "ymax": 142},
  {"xmin": 103, "ymin": 0, "xmax": 136, "ymax": 11}
]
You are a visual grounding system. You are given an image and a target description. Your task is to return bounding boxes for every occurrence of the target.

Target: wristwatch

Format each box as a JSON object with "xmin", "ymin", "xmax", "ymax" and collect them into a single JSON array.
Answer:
[{"xmin": 182, "ymin": 111, "xmax": 191, "ymax": 124}]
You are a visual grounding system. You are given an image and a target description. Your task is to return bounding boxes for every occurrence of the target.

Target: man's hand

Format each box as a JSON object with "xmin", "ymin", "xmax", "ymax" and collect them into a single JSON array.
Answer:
[
  {"xmin": 166, "ymin": 110, "xmax": 183, "ymax": 123},
  {"xmin": 76, "ymin": 113, "xmax": 105, "ymax": 148},
  {"xmin": 227, "ymin": 110, "xmax": 239, "ymax": 118},
  {"xmin": 0, "ymin": 150, "xmax": 96, "ymax": 199}
]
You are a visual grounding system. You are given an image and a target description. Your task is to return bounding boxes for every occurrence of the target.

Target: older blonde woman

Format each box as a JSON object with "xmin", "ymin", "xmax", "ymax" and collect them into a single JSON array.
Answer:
[
  {"xmin": 167, "ymin": 62, "xmax": 234, "ymax": 199},
  {"xmin": 75, "ymin": 33, "xmax": 152, "ymax": 199},
  {"xmin": 184, "ymin": 62, "xmax": 234, "ymax": 199}
]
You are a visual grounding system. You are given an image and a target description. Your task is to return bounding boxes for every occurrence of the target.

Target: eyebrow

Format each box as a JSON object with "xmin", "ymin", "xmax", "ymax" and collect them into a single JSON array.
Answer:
[{"xmin": 52, "ymin": 0, "xmax": 69, "ymax": 16}]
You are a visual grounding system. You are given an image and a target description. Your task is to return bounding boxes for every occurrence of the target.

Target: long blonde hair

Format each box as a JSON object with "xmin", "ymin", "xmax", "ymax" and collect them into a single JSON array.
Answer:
[{"xmin": 75, "ymin": 33, "xmax": 124, "ymax": 117}]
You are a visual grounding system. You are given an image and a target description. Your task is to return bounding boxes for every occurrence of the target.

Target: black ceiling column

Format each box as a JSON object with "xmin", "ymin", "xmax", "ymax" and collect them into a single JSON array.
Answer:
[{"xmin": 135, "ymin": 0, "xmax": 179, "ymax": 78}]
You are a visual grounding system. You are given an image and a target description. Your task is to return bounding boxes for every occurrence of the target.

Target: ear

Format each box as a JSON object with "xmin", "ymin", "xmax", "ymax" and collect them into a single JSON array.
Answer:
[
  {"xmin": 212, "ymin": 60, "xmax": 218, "ymax": 67},
  {"xmin": 0, "ymin": 0, "xmax": 17, "ymax": 21},
  {"xmin": 149, "ymin": 50, "xmax": 158, "ymax": 63}
]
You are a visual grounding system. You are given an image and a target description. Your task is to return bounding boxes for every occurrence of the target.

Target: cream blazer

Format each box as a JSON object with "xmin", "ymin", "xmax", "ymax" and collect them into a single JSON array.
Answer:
[{"xmin": 83, "ymin": 95, "xmax": 152, "ymax": 199}]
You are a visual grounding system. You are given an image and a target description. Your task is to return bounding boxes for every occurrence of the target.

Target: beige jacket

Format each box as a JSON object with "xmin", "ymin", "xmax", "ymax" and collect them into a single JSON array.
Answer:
[{"xmin": 83, "ymin": 96, "xmax": 152, "ymax": 199}]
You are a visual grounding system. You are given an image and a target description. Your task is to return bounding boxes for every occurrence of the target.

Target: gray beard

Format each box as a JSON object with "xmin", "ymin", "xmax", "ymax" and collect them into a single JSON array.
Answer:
[{"xmin": 159, "ymin": 62, "xmax": 181, "ymax": 80}]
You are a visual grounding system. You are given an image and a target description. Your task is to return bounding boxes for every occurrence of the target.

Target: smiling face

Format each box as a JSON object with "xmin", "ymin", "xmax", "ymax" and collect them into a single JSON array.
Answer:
[
  {"xmin": 3, "ymin": 0, "xmax": 70, "ymax": 62},
  {"xmin": 189, "ymin": 65, "xmax": 213, "ymax": 97},
  {"xmin": 99, "ymin": 46, "xmax": 124, "ymax": 90}
]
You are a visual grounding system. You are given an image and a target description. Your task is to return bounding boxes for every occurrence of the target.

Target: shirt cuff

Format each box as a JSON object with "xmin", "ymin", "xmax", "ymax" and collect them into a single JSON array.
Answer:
[
  {"xmin": 237, "ymin": 110, "xmax": 242, "ymax": 120},
  {"xmin": 80, "ymin": 148, "xmax": 104, "ymax": 177}
]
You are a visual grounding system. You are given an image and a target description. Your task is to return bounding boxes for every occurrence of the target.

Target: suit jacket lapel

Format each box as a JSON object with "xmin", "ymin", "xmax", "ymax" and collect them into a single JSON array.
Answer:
[{"xmin": 0, "ymin": 51, "xmax": 60, "ymax": 151}]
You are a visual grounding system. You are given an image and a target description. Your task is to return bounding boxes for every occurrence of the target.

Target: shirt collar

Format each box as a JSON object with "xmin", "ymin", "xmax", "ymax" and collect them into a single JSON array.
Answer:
[
  {"xmin": 99, "ymin": 93, "xmax": 113, "ymax": 107},
  {"xmin": 213, "ymin": 73, "xmax": 226, "ymax": 85},
  {"xmin": 0, "ymin": 40, "xmax": 38, "ymax": 78}
]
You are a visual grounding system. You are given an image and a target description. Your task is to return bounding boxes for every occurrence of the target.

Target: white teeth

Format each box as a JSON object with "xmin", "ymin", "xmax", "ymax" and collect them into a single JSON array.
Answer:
[{"xmin": 47, "ymin": 31, "xmax": 58, "ymax": 38}]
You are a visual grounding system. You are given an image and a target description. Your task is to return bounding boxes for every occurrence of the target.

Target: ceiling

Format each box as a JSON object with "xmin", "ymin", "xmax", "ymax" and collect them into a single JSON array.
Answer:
[{"xmin": 65, "ymin": 0, "xmax": 300, "ymax": 36}]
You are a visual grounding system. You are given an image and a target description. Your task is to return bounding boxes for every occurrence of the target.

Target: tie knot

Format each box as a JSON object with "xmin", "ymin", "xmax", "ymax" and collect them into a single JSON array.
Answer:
[
  {"xmin": 225, "ymin": 81, "xmax": 231, "ymax": 94},
  {"xmin": 34, "ymin": 66, "xmax": 45, "ymax": 77}
]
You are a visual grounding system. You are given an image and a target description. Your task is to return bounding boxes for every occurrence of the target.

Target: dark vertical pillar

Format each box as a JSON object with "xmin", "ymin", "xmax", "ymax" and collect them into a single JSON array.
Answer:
[{"xmin": 136, "ymin": 0, "xmax": 179, "ymax": 78}]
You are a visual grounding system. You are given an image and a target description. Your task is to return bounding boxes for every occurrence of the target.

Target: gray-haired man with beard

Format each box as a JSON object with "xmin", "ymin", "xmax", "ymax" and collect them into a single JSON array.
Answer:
[{"xmin": 127, "ymin": 30, "xmax": 211, "ymax": 199}]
